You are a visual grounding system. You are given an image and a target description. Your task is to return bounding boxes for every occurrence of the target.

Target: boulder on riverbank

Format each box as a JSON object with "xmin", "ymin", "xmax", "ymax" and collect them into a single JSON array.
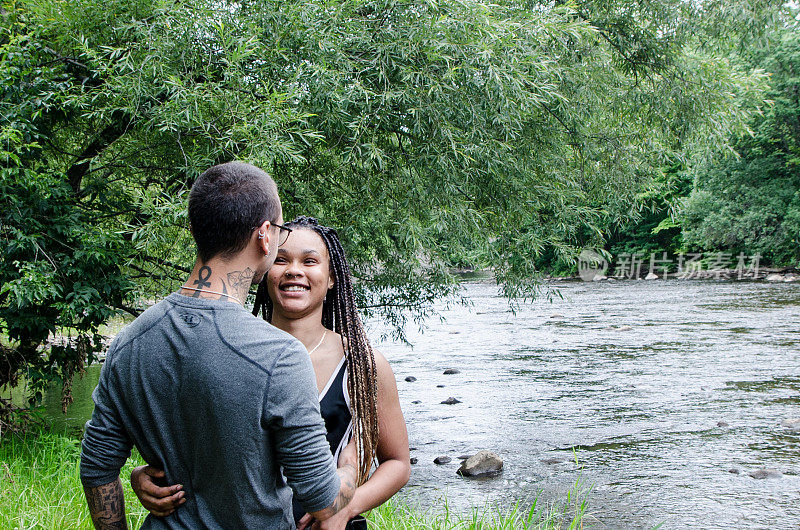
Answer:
[
  {"xmin": 766, "ymin": 273, "xmax": 784, "ymax": 282},
  {"xmin": 457, "ymin": 450, "xmax": 503, "ymax": 477},
  {"xmin": 645, "ymin": 272, "xmax": 659, "ymax": 280}
]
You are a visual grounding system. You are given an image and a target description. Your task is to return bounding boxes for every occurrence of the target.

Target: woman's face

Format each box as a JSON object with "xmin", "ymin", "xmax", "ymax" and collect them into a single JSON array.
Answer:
[{"xmin": 267, "ymin": 228, "xmax": 334, "ymax": 319}]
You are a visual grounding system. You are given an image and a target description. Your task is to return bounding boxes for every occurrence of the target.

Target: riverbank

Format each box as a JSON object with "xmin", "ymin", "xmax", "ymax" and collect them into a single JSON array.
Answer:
[{"xmin": 0, "ymin": 429, "xmax": 590, "ymax": 529}]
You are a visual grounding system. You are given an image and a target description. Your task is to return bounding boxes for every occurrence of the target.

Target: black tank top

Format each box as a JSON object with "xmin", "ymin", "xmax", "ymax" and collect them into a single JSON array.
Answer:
[{"xmin": 292, "ymin": 357, "xmax": 352, "ymax": 523}]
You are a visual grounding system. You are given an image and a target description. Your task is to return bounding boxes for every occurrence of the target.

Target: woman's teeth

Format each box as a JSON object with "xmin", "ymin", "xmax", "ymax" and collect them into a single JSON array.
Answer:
[{"xmin": 283, "ymin": 286, "xmax": 308, "ymax": 292}]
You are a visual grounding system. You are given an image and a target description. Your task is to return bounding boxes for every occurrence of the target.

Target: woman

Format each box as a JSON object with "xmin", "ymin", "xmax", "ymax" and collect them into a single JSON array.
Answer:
[{"xmin": 131, "ymin": 217, "xmax": 410, "ymax": 529}]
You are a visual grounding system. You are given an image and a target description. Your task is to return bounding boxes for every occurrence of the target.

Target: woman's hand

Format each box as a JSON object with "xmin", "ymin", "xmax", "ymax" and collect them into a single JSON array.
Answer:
[{"xmin": 130, "ymin": 465, "xmax": 186, "ymax": 517}]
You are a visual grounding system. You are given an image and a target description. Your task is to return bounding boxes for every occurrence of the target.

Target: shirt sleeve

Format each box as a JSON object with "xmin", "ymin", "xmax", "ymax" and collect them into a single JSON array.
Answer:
[
  {"xmin": 262, "ymin": 341, "xmax": 340, "ymax": 513},
  {"xmin": 79, "ymin": 354, "xmax": 133, "ymax": 488}
]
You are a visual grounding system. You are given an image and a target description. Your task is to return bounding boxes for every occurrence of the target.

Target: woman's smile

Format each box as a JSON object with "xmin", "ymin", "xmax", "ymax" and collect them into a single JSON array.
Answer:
[{"xmin": 279, "ymin": 282, "xmax": 310, "ymax": 293}]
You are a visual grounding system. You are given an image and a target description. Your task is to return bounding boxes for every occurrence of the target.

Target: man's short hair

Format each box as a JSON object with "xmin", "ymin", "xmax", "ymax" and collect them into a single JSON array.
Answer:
[{"xmin": 188, "ymin": 161, "xmax": 281, "ymax": 262}]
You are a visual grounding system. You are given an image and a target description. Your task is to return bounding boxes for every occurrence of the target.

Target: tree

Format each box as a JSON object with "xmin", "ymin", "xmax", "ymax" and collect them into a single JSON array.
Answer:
[
  {"xmin": 0, "ymin": 0, "xmax": 776, "ymax": 407},
  {"xmin": 682, "ymin": 28, "xmax": 800, "ymax": 266}
]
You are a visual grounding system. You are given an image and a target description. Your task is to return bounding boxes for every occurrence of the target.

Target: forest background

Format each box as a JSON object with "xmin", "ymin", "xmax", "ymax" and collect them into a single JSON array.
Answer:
[{"xmin": 1, "ymin": 0, "xmax": 798, "ymax": 412}]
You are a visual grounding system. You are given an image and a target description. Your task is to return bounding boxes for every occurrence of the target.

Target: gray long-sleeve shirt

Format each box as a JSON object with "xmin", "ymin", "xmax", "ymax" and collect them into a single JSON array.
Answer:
[{"xmin": 80, "ymin": 293, "xmax": 339, "ymax": 529}]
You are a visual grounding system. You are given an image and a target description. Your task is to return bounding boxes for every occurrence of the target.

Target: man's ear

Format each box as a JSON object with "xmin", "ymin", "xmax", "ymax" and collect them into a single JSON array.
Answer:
[{"xmin": 256, "ymin": 220, "xmax": 271, "ymax": 254}]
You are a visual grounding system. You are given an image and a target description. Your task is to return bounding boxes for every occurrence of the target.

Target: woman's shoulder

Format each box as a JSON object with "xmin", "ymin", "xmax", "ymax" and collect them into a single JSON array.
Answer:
[
  {"xmin": 371, "ymin": 348, "xmax": 389, "ymax": 368},
  {"xmin": 370, "ymin": 349, "xmax": 398, "ymax": 387}
]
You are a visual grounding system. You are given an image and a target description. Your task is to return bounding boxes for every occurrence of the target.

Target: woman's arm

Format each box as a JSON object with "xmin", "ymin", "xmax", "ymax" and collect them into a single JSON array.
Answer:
[{"xmin": 323, "ymin": 350, "xmax": 411, "ymax": 527}]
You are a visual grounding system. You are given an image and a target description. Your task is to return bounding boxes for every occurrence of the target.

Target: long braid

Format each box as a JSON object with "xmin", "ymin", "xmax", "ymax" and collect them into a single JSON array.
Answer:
[{"xmin": 252, "ymin": 217, "xmax": 379, "ymax": 485}]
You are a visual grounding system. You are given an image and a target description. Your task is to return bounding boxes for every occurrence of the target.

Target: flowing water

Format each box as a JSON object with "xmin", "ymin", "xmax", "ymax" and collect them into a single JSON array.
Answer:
[{"xmin": 12, "ymin": 280, "xmax": 800, "ymax": 528}]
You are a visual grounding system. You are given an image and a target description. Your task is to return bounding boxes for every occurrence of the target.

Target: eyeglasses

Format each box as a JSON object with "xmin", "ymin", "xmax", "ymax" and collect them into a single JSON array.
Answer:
[
  {"xmin": 253, "ymin": 221, "xmax": 292, "ymax": 246},
  {"xmin": 273, "ymin": 222, "xmax": 292, "ymax": 246}
]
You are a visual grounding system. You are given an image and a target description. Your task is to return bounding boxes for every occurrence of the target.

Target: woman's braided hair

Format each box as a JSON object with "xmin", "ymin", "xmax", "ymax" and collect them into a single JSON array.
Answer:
[{"xmin": 252, "ymin": 216, "xmax": 379, "ymax": 485}]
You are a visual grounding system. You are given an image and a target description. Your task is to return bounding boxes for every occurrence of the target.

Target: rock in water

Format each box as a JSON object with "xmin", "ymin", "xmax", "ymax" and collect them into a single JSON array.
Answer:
[
  {"xmin": 434, "ymin": 456, "xmax": 452, "ymax": 465},
  {"xmin": 404, "ymin": 376, "xmax": 417, "ymax": 382},
  {"xmin": 409, "ymin": 457, "xmax": 418, "ymax": 465},
  {"xmin": 457, "ymin": 450, "xmax": 503, "ymax": 477},
  {"xmin": 437, "ymin": 384, "xmax": 445, "ymax": 388},
  {"xmin": 618, "ymin": 325, "xmax": 633, "ymax": 331},
  {"xmin": 411, "ymin": 400, "xmax": 421, "ymax": 404},
  {"xmin": 717, "ymin": 421, "xmax": 730, "ymax": 428},
  {"xmin": 781, "ymin": 418, "xmax": 800, "ymax": 432},
  {"xmin": 748, "ymin": 468, "xmax": 783, "ymax": 480},
  {"xmin": 441, "ymin": 397, "xmax": 461, "ymax": 405},
  {"xmin": 443, "ymin": 368, "xmax": 460, "ymax": 375}
]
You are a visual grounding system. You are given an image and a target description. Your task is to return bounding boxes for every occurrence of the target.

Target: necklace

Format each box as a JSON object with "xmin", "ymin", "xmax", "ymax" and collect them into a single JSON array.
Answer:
[
  {"xmin": 307, "ymin": 330, "xmax": 327, "ymax": 355},
  {"xmin": 181, "ymin": 286, "xmax": 238, "ymax": 302}
]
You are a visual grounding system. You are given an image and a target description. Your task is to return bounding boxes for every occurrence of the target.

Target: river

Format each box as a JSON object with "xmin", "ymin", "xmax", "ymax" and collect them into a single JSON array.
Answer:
[{"xmin": 11, "ymin": 279, "xmax": 800, "ymax": 528}]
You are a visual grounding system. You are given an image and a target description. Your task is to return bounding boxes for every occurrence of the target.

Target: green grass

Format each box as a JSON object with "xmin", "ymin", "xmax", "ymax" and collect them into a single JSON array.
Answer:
[
  {"xmin": 367, "ymin": 489, "xmax": 591, "ymax": 529},
  {"xmin": 0, "ymin": 429, "xmax": 591, "ymax": 529},
  {"xmin": 0, "ymin": 431, "xmax": 149, "ymax": 529}
]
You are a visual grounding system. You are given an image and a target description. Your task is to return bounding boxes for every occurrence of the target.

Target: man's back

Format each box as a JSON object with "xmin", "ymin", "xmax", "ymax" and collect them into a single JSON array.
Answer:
[{"xmin": 80, "ymin": 293, "xmax": 339, "ymax": 529}]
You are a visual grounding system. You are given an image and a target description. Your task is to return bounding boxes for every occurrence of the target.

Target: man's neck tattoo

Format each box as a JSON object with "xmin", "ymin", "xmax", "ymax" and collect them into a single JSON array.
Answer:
[
  {"xmin": 227, "ymin": 267, "xmax": 255, "ymax": 302},
  {"xmin": 191, "ymin": 266, "xmax": 213, "ymax": 298},
  {"xmin": 183, "ymin": 265, "xmax": 254, "ymax": 304}
]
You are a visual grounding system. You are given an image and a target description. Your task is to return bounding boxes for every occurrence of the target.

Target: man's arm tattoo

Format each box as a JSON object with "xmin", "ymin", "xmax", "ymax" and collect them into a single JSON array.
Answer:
[
  {"xmin": 311, "ymin": 463, "xmax": 357, "ymax": 520},
  {"xmin": 84, "ymin": 479, "xmax": 128, "ymax": 530}
]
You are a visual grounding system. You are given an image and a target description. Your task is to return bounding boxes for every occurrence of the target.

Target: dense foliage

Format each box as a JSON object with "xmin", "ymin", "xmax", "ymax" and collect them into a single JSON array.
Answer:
[
  {"xmin": 682, "ymin": 30, "xmax": 800, "ymax": 265},
  {"xmin": 0, "ymin": 0, "xmax": 785, "ymax": 405},
  {"xmin": 595, "ymin": 22, "xmax": 800, "ymax": 270}
]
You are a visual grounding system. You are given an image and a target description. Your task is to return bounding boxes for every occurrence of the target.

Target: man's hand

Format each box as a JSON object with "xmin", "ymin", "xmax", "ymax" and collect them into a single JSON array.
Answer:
[
  {"xmin": 83, "ymin": 478, "xmax": 127, "ymax": 530},
  {"xmin": 297, "ymin": 507, "xmax": 354, "ymax": 530},
  {"xmin": 130, "ymin": 465, "xmax": 186, "ymax": 517}
]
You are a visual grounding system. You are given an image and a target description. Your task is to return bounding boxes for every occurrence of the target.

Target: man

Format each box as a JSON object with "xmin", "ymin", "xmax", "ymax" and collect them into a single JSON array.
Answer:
[{"xmin": 80, "ymin": 161, "xmax": 355, "ymax": 528}]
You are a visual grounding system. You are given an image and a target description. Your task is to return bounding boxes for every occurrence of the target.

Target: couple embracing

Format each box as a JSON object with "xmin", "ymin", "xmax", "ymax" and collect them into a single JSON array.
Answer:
[{"xmin": 79, "ymin": 162, "xmax": 410, "ymax": 529}]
